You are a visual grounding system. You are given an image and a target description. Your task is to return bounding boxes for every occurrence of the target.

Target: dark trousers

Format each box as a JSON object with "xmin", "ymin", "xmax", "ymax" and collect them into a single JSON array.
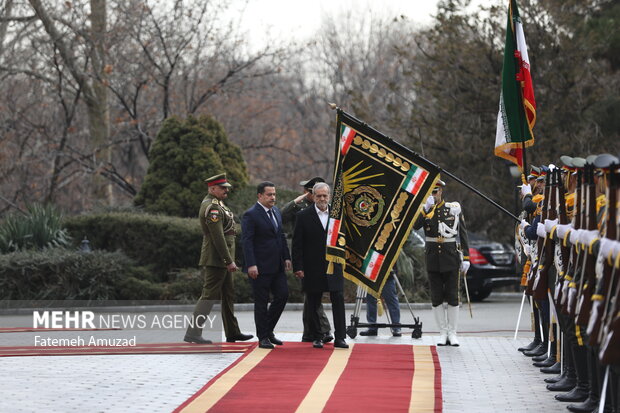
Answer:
[
  {"xmin": 302, "ymin": 299, "xmax": 331, "ymax": 340},
  {"xmin": 306, "ymin": 291, "xmax": 346, "ymax": 341},
  {"xmin": 428, "ymin": 270, "xmax": 459, "ymax": 307},
  {"xmin": 250, "ymin": 271, "xmax": 289, "ymax": 340}
]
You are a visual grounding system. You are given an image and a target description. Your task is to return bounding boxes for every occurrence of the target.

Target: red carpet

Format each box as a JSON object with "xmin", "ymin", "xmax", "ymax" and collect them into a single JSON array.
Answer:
[
  {"xmin": 175, "ymin": 343, "xmax": 442, "ymax": 413},
  {"xmin": 0, "ymin": 342, "xmax": 254, "ymax": 357},
  {"xmin": 0, "ymin": 327, "xmax": 120, "ymax": 333}
]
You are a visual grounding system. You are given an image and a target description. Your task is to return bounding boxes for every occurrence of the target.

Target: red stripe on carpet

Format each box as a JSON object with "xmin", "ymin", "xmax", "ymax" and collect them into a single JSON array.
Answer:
[
  {"xmin": 0, "ymin": 342, "xmax": 253, "ymax": 357},
  {"xmin": 323, "ymin": 344, "xmax": 414, "ymax": 412},
  {"xmin": 0, "ymin": 327, "xmax": 121, "ymax": 333},
  {"xmin": 174, "ymin": 342, "xmax": 259, "ymax": 413},
  {"xmin": 208, "ymin": 342, "xmax": 333, "ymax": 412},
  {"xmin": 431, "ymin": 346, "xmax": 442, "ymax": 412}
]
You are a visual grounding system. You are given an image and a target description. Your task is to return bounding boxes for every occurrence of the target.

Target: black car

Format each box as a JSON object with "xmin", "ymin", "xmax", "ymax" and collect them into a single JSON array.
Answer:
[{"xmin": 465, "ymin": 234, "xmax": 519, "ymax": 301}]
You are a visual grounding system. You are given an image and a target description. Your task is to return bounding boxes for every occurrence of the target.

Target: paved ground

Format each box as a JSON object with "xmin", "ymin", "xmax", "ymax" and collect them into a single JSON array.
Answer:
[{"xmin": 0, "ymin": 293, "xmax": 570, "ymax": 412}]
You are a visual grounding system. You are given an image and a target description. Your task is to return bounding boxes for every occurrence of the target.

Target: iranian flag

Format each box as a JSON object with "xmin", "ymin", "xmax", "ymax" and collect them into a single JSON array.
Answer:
[
  {"xmin": 401, "ymin": 165, "xmax": 429, "ymax": 195},
  {"xmin": 340, "ymin": 125, "xmax": 356, "ymax": 155},
  {"xmin": 495, "ymin": 0, "xmax": 536, "ymax": 171},
  {"xmin": 361, "ymin": 250, "xmax": 385, "ymax": 281},
  {"xmin": 326, "ymin": 218, "xmax": 341, "ymax": 248}
]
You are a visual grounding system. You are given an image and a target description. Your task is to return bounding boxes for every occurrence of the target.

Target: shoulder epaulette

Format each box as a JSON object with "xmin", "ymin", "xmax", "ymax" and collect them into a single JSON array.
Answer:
[{"xmin": 211, "ymin": 199, "xmax": 221, "ymax": 206}]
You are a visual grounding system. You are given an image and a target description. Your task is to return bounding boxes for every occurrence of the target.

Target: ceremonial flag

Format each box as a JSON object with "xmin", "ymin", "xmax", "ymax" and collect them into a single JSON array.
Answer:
[
  {"xmin": 495, "ymin": 0, "xmax": 536, "ymax": 171},
  {"xmin": 326, "ymin": 110, "xmax": 440, "ymax": 297}
]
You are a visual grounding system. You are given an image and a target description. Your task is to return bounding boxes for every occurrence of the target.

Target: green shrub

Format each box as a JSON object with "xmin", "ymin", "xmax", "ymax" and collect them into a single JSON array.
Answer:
[
  {"xmin": 134, "ymin": 115, "xmax": 249, "ymax": 217},
  {"xmin": 64, "ymin": 212, "xmax": 202, "ymax": 280},
  {"xmin": 0, "ymin": 248, "xmax": 133, "ymax": 300},
  {"xmin": 0, "ymin": 204, "xmax": 71, "ymax": 253}
]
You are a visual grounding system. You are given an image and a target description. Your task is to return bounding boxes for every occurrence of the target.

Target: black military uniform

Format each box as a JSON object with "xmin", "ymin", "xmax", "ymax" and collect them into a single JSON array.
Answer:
[
  {"xmin": 184, "ymin": 173, "xmax": 252, "ymax": 344},
  {"xmin": 413, "ymin": 179, "xmax": 469, "ymax": 346}
]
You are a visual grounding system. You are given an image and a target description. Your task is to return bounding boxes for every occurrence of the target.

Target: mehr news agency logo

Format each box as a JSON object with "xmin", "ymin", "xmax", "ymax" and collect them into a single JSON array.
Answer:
[{"xmin": 31, "ymin": 310, "xmax": 218, "ymax": 347}]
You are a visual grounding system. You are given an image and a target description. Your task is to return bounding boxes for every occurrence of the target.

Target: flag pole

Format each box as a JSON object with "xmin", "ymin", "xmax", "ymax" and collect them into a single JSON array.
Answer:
[{"xmin": 329, "ymin": 104, "xmax": 520, "ymax": 222}]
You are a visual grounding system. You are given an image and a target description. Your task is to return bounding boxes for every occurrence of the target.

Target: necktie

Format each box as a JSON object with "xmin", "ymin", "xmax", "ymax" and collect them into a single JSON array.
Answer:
[{"xmin": 267, "ymin": 209, "xmax": 278, "ymax": 230}]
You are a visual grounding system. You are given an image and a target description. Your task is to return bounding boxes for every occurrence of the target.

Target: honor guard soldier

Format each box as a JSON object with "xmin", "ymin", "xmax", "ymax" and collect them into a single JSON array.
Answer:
[
  {"xmin": 184, "ymin": 173, "xmax": 253, "ymax": 344},
  {"xmin": 414, "ymin": 179, "xmax": 470, "ymax": 346}
]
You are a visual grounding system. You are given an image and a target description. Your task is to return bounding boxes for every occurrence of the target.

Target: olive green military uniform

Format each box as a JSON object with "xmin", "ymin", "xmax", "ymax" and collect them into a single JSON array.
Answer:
[{"xmin": 186, "ymin": 194, "xmax": 242, "ymax": 340}]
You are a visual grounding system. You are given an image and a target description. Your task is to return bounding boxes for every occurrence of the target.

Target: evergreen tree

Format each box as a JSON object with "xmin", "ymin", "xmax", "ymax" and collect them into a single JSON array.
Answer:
[{"xmin": 134, "ymin": 116, "xmax": 249, "ymax": 217}]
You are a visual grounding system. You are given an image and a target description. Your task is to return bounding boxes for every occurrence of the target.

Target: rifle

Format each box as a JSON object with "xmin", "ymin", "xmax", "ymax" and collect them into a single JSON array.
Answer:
[
  {"xmin": 533, "ymin": 169, "xmax": 557, "ymax": 301},
  {"xmin": 575, "ymin": 164, "xmax": 600, "ymax": 325},
  {"xmin": 561, "ymin": 168, "xmax": 584, "ymax": 315},
  {"xmin": 526, "ymin": 181, "xmax": 550, "ymax": 296},
  {"xmin": 599, "ymin": 252, "xmax": 620, "ymax": 365},
  {"xmin": 553, "ymin": 168, "xmax": 571, "ymax": 306},
  {"xmin": 587, "ymin": 165, "xmax": 618, "ymax": 346}
]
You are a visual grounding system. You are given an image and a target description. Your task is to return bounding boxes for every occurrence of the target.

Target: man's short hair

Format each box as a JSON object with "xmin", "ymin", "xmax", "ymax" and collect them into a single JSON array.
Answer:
[
  {"xmin": 313, "ymin": 182, "xmax": 330, "ymax": 194},
  {"xmin": 257, "ymin": 181, "xmax": 275, "ymax": 194}
]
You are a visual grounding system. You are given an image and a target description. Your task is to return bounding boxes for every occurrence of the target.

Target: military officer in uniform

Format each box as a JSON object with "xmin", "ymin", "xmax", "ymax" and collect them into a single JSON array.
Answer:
[
  {"xmin": 281, "ymin": 177, "xmax": 334, "ymax": 344},
  {"xmin": 414, "ymin": 179, "xmax": 470, "ymax": 346},
  {"xmin": 184, "ymin": 173, "xmax": 253, "ymax": 344}
]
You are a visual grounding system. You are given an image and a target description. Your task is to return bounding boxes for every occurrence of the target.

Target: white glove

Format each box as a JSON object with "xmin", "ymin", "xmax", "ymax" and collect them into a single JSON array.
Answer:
[
  {"xmin": 424, "ymin": 195, "xmax": 434, "ymax": 212},
  {"xmin": 520, "ymin": 184, "xmax": 532, "ymax": 197},
  {"xmin": 448, "ymin": 202, "xmax": 461, "ymax": 217},
  {"xmin": 460, "ymin": 261, "xmax": 470, "ymax": 274},
  {"xmin": 536, "ymin": 222, "xmax": 546, "ymax": 238},
  {"xmin": 520, "ymin": 219, "xmax": 529, "ymax": 229}
]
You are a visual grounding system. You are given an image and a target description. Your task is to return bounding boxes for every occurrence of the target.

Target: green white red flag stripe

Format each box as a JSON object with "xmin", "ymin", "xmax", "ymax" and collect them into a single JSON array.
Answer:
[
  {"xmin": 361, "ymin": 249, "xmax": 385, "ymax": 281},
  {"xmin": 326, "ymin": 218, "xmax": 341, "ymax": 248},
  {"xmin": 401, "ymin": 165, "xmax": 429, "ymax": 195},
  {"xmin": 495, "ymin": 0, "xmax": 536, "ymax": 171},
  {"xmin": 340, "ymin": 125, "xmax": 356, "ymax": 155}
]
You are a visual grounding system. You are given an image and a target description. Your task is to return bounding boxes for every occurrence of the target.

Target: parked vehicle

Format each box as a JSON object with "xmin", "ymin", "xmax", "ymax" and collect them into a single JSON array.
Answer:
[{"xmin": 465, "ymin": 234, "xmax": 519, "ymax": 301}]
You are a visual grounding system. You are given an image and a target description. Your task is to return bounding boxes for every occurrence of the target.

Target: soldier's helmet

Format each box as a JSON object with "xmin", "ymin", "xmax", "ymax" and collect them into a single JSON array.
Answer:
[{"xmin": 204, "ymin": 173, "xmax": 232, "ymax": 187}]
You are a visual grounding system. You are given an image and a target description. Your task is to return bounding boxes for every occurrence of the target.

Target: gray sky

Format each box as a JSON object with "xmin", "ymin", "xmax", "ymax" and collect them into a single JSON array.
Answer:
[{"xmin": 238, "ymin": 0, "xmax": 440, "ymax": 50}]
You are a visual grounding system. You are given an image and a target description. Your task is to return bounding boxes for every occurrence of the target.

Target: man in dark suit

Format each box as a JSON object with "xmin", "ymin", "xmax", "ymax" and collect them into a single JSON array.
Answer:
[
  {"xmin": 241, "ymin": 181, "xmax": 291, "ymax": 349},
  {"xmin": 292, "ymin": 182, "xmax": 348, "ymax": 349}
]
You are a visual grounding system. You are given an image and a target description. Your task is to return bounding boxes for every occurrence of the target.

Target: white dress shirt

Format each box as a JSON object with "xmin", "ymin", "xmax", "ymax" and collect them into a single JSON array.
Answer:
[{"xmin": 315, "ymin": 205, "xmax": 329, "ymax": 230}]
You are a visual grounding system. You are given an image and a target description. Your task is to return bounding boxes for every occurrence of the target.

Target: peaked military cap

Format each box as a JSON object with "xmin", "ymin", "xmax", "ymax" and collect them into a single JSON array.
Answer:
[
  {"xmin": 299, "ymin": 176, "xmax": 325, "ymax": 190},
  {"xmin": 432, "ymin": 179, "xmax": 446, "ymax": 192},
  {"xmin": 204, "ymin": 173, "xmax": 232, "ymax": 187},
  {"xmin": 594, "ymin": 153, "xmax": 619, "ymax": 169}
]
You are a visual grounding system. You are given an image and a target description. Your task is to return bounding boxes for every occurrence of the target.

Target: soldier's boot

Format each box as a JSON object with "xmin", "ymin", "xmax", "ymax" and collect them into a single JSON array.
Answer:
[
  {"xmin": 548, "ymin": 344, "xmax": 577, "ymax": 391},
  {"xmin": 567, "ymin": 349, "xmax": 602, "ymax": 413},
  {"xmin": 432, "ymin": 305, "xmax": 448, "ymax": 346},
  {"xmin": 184, "ymin": 300, "xmax": 214, "ymax": 344},
  {"xmin": 556, "ymin": 345, "xmax": 589, "ymax": 402},
  {"xmin": 546, "ymin": 339, "xmax": 572, "ymax": 382},
  {"xmin": 525, "ymin": 319, "xmax": 549, "ymax": 358},
  {"xmin": 535, "ymin": 326, "xmax": 558, "ymax": 368},
  {"xmin": 446, "ymin": 305, "xmax": 460, "ymax": 347},
  {"xmin": 519, "ymin": 303, "xmax": 542, "ymax": 352}
]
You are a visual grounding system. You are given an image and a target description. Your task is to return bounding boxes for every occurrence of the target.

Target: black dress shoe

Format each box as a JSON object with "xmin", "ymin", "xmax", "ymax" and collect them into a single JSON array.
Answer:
[
  {"xmin": 518, "ymin": 339, "xmax": 541, "ymax": 352},
  {"xmin": 313, "ymin": 339, "xmax": 324, "ymax": 348},
  {"xmin": 392, "ymin": 330, "xmax": 402, "ymax": 337},
  {"xmin": 532, "ymin": 352, "xmax": 549, "ymax": 362},
  {"xmin": 523, "ymin": 343, "xmax": 547, "ymax": 357},
  {"xmin": 269, "ymin": 335, "xmax": 283, "ymax": 346},
  {"xmin": 533, "ymin": 355, "xmax": 556, "ymax": 368},
  {"xmin": 183, "ymin": 334, "xmax": 212, "ymax": 344},
  {"xmin": 544, "ymin": 372, "xmax": 565, "ymax": 383},
  {"xmin": 567, "ymin": 397, "xmax": 599, "ymax": 413},
  {"xmin": 322, "ymin": 333, "xmax": 334, "ymax": 343},
  {"xmin": 226, "ymin": 333, "xmax": 254, "ymax": 343},
  {"xmin": 546, "ymin": 376, "xmax": 576, "ymax": 391},
  {"xmin": 334, "ymin": 339, "xmax": 349, "ymax": 349},
  {"xmin": 540, "ymin": 361, "xmax": 561, "ymax": 374},
  {"xmin": 359, "ymin": 329, "xmax": 378, "ymax": 336},
  {"xmin": 259, "ymin": 338, "xmax": 275, "ymax": 349},
  {"xmin": 555, "ymin": 387, "xmax": 589, "ymax": 402}
]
